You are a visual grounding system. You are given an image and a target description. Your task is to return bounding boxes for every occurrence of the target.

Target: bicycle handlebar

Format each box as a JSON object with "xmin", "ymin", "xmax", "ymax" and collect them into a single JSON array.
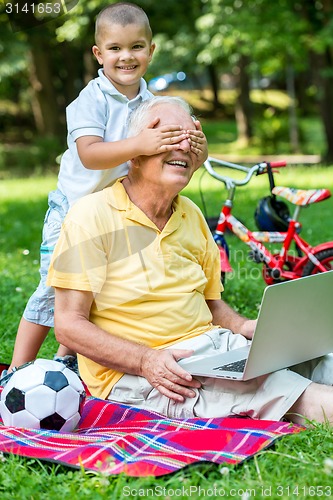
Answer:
[
  {"xmin": 203, "ymin": 157, "xmax": 287, "ymax": 189},
  {"xmin": 269, "ymin": 160, "xmax": 287, "ymax": 168}
]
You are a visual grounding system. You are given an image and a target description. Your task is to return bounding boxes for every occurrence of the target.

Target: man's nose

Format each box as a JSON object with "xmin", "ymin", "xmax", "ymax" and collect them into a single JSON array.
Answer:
[{"xmin": 178, "ymin": 137, "xmax": 191, "ymax": 152}]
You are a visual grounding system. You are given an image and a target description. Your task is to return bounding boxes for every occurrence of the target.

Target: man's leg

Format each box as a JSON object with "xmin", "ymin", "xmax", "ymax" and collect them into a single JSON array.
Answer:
[
  {"xmin": 107, "ymin": 333, "xmax": 333, "ymax": 423},
  {"xmin": 286, "ymin": 382, "xmax": 333, "ymax": 425}
]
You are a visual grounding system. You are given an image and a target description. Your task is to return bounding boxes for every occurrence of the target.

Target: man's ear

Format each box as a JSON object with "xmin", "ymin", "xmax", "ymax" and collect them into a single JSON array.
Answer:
[
  {"xmin": 92, "ymin": 45, "xmax": 103, "ymax": 65},
  {"xmin": 130, "ymin": 158, "xmax": 141, "ymax": 170}
]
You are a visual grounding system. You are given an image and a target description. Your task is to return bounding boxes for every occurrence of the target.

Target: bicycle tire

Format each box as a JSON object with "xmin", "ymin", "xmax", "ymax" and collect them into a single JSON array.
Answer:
[
  {"xmin": 206, "ymin": 216, "xmax": 220, "ymax": 232},
  {"xmin": 220, "ymin": 271, "xmax": 226, "ymax": 286},
  {"xmin": 302, "ymin": 248, "xmax": 333, "ymax": 276}
]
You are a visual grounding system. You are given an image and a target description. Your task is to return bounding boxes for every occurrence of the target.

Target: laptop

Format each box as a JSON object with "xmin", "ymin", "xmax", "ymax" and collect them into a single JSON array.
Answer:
[{"xmin": 178, "ymin": 271, "xmax": 333, "ymax": 380}]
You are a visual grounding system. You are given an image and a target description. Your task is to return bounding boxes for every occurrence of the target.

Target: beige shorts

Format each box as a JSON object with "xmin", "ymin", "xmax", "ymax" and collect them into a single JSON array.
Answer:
[{"xmin": 108, "ymin": 328, "xmax": 333, "ymax": 421}]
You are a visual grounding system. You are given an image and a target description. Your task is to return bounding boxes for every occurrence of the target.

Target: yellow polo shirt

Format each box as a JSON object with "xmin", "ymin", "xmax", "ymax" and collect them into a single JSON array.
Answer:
[{"xmin": 47, "ymin": 179, "xmax": 223, "ymax": 398}]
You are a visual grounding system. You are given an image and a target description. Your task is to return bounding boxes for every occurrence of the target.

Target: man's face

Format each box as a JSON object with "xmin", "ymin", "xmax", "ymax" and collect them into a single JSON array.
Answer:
[{"xmin": 133, "ymin": 104, "xmax": 200, "ymax": 192}]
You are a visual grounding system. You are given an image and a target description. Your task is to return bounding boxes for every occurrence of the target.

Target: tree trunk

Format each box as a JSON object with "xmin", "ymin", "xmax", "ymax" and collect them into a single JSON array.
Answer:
[
  {"xmin": 295, "ymin": 69, "xmax": 313, "ymax": 115},
  {"xmin": 235, "ymin": 54, "xmax": 253, "ymax": 145},
  {"xmin": 28, "ymin": 32, "xmax": 61, "ymax": 137},
  {"xmin": 84, "ymin": 47, "xmax": 98, "ymax": 86},
  {"xmin": 311, "ymin": 50, "xmax": 333, "ymax": 162},
  {"xmin": 297, "ymin": 0, "xmax": 333, "ymax": 162},
  {"xmin": 318, "ymin": 50, "xmax": 333, "ymax": 162},
  {"xmin": 286, "ymin": 62, "xmax": 300, "ymax": 153},
  {"xmin": 207, "ymin": 64, "xmax": 223, "ymax": 113}
]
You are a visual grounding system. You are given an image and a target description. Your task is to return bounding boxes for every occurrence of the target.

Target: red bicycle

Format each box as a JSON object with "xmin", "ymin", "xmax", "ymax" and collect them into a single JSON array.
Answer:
[{"xmin": 202, "ymin": 156, "xmax": 333, "ymax": 284}]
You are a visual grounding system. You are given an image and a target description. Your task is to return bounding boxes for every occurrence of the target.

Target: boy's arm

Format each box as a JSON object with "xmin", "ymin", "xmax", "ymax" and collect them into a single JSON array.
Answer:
[{"xmin": 76, "ymin": 120, "xmax": 188, "ymax": 171}]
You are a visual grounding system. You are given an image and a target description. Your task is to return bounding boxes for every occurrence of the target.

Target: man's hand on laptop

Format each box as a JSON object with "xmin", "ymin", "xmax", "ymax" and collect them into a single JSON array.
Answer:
[
  {"xmin": 238, "ymin": 319, "xmax": 257, "ymax": 340},
  {"xmin": 140, "ymin": 348, "xmax": 201, "ymax": 402}
]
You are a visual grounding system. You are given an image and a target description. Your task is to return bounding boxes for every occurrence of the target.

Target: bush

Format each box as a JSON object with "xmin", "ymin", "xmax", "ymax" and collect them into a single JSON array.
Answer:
[
  {"xmin": 255, "ymin": 107, "xmax": 290, "ymax": 152},
  {"xmin": 0, "ymin": 136, "xmax": 63, "ymax": 179}
]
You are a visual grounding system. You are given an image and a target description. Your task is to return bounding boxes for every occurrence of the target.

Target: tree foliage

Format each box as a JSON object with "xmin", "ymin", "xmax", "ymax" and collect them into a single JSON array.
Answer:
[{"xmin": 1, "ymin": 0, "xmax": 333, "ymax": 159}]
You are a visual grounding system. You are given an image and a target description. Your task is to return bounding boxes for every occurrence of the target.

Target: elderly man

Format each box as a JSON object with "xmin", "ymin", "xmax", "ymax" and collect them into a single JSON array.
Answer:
[{"xmin": 48, "ymin": 96, "xmax": 333, "ymax": 425}]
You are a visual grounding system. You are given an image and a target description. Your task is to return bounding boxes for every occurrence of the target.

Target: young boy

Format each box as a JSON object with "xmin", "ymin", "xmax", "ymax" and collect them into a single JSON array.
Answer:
[{"xmin": 2, "ymin": 2, "xmax": 207, "ymax": 383}]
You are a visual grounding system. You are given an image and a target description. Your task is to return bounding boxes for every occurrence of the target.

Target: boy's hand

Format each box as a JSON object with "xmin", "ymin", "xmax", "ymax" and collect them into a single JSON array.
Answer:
[
  {"xmin": 186, "ymin": 120, "xmax": 208, "ymax": 166},
  {"xmin": 136, "ymin": 117, "xmax": 187, "ymax": 155}
]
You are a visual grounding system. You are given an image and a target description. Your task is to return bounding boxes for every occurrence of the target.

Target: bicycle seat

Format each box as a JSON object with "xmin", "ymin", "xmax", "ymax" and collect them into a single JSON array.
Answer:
[{"xmin": 272, "ymin": 186, "xmax": 331, "ymax": 206}]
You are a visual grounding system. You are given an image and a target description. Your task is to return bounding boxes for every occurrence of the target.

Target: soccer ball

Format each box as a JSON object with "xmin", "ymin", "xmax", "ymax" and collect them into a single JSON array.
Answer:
[{"xmin": 0, "ymin": 359, "xmax": 86, "ymax": 432}]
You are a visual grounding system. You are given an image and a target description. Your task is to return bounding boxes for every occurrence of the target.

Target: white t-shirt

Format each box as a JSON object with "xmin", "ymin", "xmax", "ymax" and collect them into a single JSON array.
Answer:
[{"xmin": 57, "ymin": 69, "xmax": 153, "ymax": 206}]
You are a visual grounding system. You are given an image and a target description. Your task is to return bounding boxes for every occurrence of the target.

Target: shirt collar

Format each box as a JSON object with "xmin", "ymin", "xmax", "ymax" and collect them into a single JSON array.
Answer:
[
  {"xmin": 97, "ymin": 68, "xmax": 148, "ymax": 103},
  {"xmin": 105, "ymin": 179, "xmax": 186, "ymax": 232}
]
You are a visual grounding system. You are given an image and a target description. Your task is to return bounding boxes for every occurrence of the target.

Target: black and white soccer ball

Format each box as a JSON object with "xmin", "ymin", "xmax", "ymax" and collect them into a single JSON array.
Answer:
[{"xmin": 0, "ymin": 359, "xmax": 86, "ymax": 431}]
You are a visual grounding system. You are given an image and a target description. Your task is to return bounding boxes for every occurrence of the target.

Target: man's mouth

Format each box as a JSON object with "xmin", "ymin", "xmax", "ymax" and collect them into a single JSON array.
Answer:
[{"xmin": 167, "ymin": 160, "xmax": 187, "ymax": 168}]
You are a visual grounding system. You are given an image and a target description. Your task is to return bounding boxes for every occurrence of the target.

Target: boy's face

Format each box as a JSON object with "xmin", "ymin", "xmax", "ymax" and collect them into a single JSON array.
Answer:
[{"xmin": 92, "ymin": 23, "xmax": 155, "ymax": 99}]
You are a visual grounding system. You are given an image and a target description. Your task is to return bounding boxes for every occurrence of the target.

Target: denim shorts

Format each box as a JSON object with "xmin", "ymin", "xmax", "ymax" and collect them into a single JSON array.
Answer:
[
  {"xmin": 23, "ymin": 189, "xmax": 69, "ymax": 327},
  {"xmin": 108, "ymin": 328, "xmax": 319, "ymax": 421}
]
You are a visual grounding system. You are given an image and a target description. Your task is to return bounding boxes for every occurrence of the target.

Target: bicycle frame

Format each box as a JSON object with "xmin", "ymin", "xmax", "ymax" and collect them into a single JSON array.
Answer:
[
  {"xmin": 215, "ymin": 207, "xmax": 332, "ymax": 281},
  {"xmin": 204, "ymin": 157, "xmax": 333, "ymax": 284}
]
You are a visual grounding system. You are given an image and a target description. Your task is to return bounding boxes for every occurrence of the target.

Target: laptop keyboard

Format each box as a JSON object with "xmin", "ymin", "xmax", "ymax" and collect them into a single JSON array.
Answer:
[{"xmin": 213, "ymin": 358, "xmax": 247, "ymax": 373}]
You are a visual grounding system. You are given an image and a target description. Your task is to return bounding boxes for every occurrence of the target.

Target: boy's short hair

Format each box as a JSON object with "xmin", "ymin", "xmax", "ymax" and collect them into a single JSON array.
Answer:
[{"xmin": 95, "ymin": 2, "xmax": 152, "ymax": 46}]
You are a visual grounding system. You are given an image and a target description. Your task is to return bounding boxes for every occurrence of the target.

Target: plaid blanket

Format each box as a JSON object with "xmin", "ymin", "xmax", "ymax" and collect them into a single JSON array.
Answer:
[{"xmin": 0, "ymin": 365, "xmax": 303, "ymax": 477}]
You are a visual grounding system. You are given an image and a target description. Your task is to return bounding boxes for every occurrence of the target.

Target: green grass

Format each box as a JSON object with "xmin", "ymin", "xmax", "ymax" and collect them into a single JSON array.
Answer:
[{"xmin": 1, "ymin": 169, "xmax": 333, "ymax": 498}]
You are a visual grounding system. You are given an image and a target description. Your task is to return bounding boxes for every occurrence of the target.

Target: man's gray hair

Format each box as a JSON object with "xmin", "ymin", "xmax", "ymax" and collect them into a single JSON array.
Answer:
[{"xmin": 128, "ymin": 96, "xmax": 193, "ymax": 137}]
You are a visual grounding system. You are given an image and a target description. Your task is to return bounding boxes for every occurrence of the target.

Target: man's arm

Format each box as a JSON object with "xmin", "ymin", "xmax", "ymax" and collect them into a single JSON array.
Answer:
[
  {"xmin": 54, "ymin": 288, "xmax": 200, "ymax": 402},
  {"xmin": 206, "ymin": 299, "xmax": 256, "ymax": 340}
]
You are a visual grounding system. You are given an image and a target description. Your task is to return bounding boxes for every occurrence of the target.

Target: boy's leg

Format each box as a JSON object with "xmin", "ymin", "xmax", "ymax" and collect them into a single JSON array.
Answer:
[
  {"xmin": 8, "ymin": 317, "xmax": 76, "ymax": 373},
  {"xmin": 8, "ymin": 317, "xmax": 50, "ymax": 371},
  {"xmin": 55, "ymin": 345, "xmax": 77, "ymax": 357},
  {"xmin": 6, "ymin": 189, "xmax": 75, "ymax": 374}
]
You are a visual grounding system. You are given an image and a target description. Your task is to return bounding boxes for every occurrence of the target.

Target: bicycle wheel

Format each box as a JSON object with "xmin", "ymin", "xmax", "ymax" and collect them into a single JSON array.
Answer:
[{"xmin": 302, "ymin": 248, "xmax": 333, "ymax": 276}]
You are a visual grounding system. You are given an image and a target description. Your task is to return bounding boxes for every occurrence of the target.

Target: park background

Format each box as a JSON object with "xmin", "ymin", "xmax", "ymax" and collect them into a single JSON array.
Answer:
[
  {"xmin": 1, "ymin": 0, "xmax": 333, "ymax": 172},
  {"xmin": 1, "ymin": 1, "xmax": 333, "ymax": 498}
]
